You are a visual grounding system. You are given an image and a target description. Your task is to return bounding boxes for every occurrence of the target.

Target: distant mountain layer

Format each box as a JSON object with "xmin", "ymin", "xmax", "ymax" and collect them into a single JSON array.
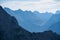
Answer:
[
  {"xmin": 49, "ymin": 22, "xmax": 60, "ymax": 34},
  {"xmin": 42, "ymin": 13, "xmax": 60, "ymax": 34},
  {"xmin": 0, "ymin": 6, "xmax": 60, "ymax": 40},
  {"xmin": 4, "ymin": 7, "xmax": 60, "ymax": 34}
]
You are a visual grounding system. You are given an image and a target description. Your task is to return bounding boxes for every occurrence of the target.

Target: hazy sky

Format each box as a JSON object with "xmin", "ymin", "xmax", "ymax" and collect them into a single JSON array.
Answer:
[{"xmin": 0, "ymin": 0, "xmax": 60, "ymax": 13}]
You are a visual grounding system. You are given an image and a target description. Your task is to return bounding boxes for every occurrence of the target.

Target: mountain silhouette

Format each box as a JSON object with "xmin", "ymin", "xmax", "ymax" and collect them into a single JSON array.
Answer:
[
  {"xmin": 0, "ymin": 6, "xmax": 60, "ymax": 40},
  {"xmin": 4, "ymin": 7, "xmax": 53, "ymax": 32},
  {"xmin": 4, "ymin": 7, "xmax": 60, "ymax": 34},
  {"xmin": 4, "ymin": 7, "xmax": 43, "ymax": 32},
  {"xmin": 33, "ymin": 11, "xmax": 53, "ymax": 22},
  {"xmin": 55, "ymin": 10, "xmax": 60, "ymax": 14},
  {"xmin": 0, "ymin": 6, "xmax": 30, "ymax": 40}
]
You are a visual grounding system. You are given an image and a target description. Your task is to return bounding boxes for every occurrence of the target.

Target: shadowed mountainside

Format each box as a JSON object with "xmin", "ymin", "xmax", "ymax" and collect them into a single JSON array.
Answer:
[{"xmin": 0, "ymin": 6, "xmax": 31, "ymax": 40}]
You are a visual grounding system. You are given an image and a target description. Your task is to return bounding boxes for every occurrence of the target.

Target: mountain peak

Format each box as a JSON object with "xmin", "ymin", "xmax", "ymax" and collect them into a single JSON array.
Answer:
[
  {"xmin": 33, "ymin": 11, "xmax": 40, "ymax": 14},
  {"xmin": 15, "ymin": 9, "xmax": 23, "ymax": 12},
  {"xmin": 56, "ymin": 10, "xmax": 60, "ymax": 14}
]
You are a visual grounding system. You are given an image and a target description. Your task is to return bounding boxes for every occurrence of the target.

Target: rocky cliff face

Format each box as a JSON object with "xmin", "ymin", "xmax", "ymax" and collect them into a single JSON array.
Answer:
[{"xmin": 0, "ymin": 6, "xmax": 60, "ymax": 40}]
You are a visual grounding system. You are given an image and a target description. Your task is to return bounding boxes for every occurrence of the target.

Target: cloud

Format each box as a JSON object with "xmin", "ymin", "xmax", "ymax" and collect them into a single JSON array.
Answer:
[
  {"xmin": 0, "ymin": 0, "xmax": 40, "ymax": 4},
  {"xmin": 0, "ymin": 0, "xmax": 60, "ymax": 13},
  {"xmin": 54, "ymin": 0, "xmax": 60, "ymax": 2}
]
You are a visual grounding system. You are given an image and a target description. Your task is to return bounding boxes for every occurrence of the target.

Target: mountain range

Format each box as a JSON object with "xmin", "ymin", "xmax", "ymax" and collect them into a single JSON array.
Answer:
[
  {"xmin": 0, "ymin": 6, "xmax": 60, "ymax": 40},
  {"xmin": 4, "ymin": 7, "xmax": 60, "ymax": 34}
]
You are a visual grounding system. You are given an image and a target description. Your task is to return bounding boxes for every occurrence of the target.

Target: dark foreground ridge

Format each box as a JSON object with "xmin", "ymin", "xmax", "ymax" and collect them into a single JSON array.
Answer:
[{"xmin": 0, "ymin": 6, "xmax": 60, "ymax": 40}]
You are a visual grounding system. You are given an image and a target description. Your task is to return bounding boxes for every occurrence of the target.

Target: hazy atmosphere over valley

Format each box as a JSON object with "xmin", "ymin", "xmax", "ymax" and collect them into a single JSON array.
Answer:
[{"xmin": 0, "ymin": 0, "xmax": 60, "ymax": 40}]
